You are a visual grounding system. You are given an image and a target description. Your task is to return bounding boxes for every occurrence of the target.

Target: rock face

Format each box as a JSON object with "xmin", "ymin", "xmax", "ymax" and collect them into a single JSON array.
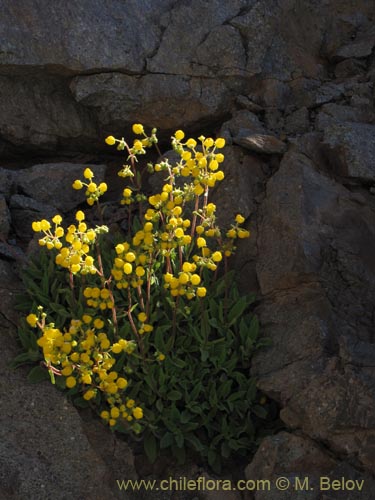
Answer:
[{"xmin": 1, "ymin": 0, "xmax": 375, "ymax": 496}]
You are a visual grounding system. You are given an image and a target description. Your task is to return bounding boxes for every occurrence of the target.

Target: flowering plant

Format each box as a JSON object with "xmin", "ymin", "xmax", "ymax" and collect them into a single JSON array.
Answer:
[{"xmin": 15, "ymin": 125, "xmax": 266, "ymax": 472}]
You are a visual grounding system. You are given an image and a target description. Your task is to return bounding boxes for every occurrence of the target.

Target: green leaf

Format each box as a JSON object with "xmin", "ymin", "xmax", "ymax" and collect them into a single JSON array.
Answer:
[
  {"xmin": 252, "ymin": 405, "xmax": 268, "ymax": 419},
  {"xmin": 11, "ymin": 352, "xmax": 34, "ymax": 368},
  {"xmin": 156, "ymin": 399, "xmax": 164, "ymax": 413},
  {"xmin": 144, "ymin": 432, "xmax": 157, "ymax": 463},
  {"xmin": 228, "ymin": 297, "xmax": 248, "ymax": 326},
  {"xmin": 27, "ymin": 365, "xmax": 50, "ymax": 383},
  {"xmin": 168, "ymin": 390, "xmax": 182, "ymax": 401},
  {"xmin": 160, "ymin": 432, "xmax": 174, "ymax": 449}
]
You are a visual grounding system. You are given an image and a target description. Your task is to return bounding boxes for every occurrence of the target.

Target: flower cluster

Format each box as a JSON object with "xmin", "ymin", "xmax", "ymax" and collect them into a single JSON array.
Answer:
[
  {"xmin": 26, "ymin": 125, "xmax": 251, "ymax": 436},
  {"xmin": 72, "ymin": 167, "xmax": 108, "ymax": 206},
  {"xmin": 26, "ymin": 309, "xmax": 142, "ymax": 430},
  {"xmin": 32, "ymin": 210, "xmax": 108, "ymax": 274},
  {"xmin": 83, "ymin": 287, "xmax": 114, "ymax": 310}
]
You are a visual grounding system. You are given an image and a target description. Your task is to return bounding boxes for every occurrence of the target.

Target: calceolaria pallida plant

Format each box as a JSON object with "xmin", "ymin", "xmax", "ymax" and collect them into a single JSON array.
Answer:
[{"xmin": 17, "ymin": 125, "xmax": 266, "ymax": 472}]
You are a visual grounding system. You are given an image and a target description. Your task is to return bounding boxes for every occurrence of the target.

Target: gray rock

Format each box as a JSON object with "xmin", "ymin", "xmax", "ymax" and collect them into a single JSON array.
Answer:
[
  {"xmin": 71, "ymin": 72, "xmax": 231, "ymax": 130},
  {"xmin": 0, "ymin": 75, "xmax": 96, "ymax": 149},
  {"xmin": 285, "ymin": 107, "xmax": 309, "ymax": 135},
  {"xmin": 334, "ymin": 24, "xmax": 375, "ymax": 60},
  {"xmin": 315, "ymin": 103, "xmax": 375, "ymax": 130},
  {"xmin": 233, "ymin": 133, "xmax": 286, "ymax": 154},
  {"xmin": 334, "ymin": 58, "xmax": 367, "ymax": 79},
  {"xmin": 314, "ymin": 81, "xmax": 347, "ymax": 106},
  {"xmin": 0, "ymin": 194, "xmax": 11, "ymax": 239},
  {"xmin": 0, "ymin": 0, "xmax": 175, "ymax": 74},
  {"xmin": 0, "ymin": 241, "xmax": 25, "ymax": 261},
  {"xmin": 0, "ymin": 167, "xmax": 16, "ymax": 199},
  {"xmin": 322, "ymin": 122, "xmax": 375, "ymax": 181},
  {"xmin": 236, "ymin": 95, "xmax": 264, "ymax": 114},
  {"xmin": 254, "ymin": 148, "xmax": 375, "ymax": 471},
  {"xmin": 219, "ymin": 110, "xmax": 264, "ymax": 144},
  {"xmin": 281, "ymin": 365, "xmax": 375, "ymax": 474},
  {"xmin": 245, "ymin": 432, "xmax": 375, "ymax": 500},
  {"xmin": 15, "ymin": 163, "xmax": 107, "ymax": 212}
]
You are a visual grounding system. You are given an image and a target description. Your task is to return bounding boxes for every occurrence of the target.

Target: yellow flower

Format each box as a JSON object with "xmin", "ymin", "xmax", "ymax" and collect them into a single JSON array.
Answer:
[
  {"xmin": 125, "ymin": 252, "xmax": 136, "ymax": 262},
  {"xmin": 197, "ymin": 287, "xmax": 207, "ymax": 298},
  {"xmin": 197, "ymin": 237, "xmax": 206, "ymax": 248},
  {"xmin": 215, "ymin": 138, "xmax": 226, "ymax": 149},
  {"xmin": 32, "ymin": 221, "xmax": 42, "ymax": 232},
  {"xmin": 117, "ymin": 377, "xmax": 128, "ymax": 389},
  {"xmin": 72, "ymin": 179, "xmax": 83, "ymax": 190},
  {"xmin": 190, "ymin": 274, "xmax": 201, "ymax": 286},
  {"xmin": 93, "ymin": 318, "xmax": 104, "ymax": 329},
  {"xmin": 111, "ymin": 407, "xmax": 120, "ymax": 419},
  {"xmin": 26, "ymin": 313, "xmax": 38, "ymax": 328},
  {"xmin": 84, "ymin": 168, "xmax": 94, "ymax": 179},
  {"xmin": 174, "ymin": 130, "xmax": 185, "ymax": 141},
  {"xmin": 132, "ymin": 407, "xmax": 143, "ymax": 420},
  {"xmin": 235, "ymin": 214, "xmax": 245, "ymax": 224},
  {"xmin": 212, "ymin": 251, "xmax": 223, "ymax": 262},
  {"xmin": 105, "ymin": 135, "xmax": 116, "ymax": 145},
  {"xmin": 40, "ymin": 220, "xmax": 51, "ymax": 231},
  {"xmin": 66, "ymin": 376, "xmax": 77, "ymax": 389},
  {"xmin": 112, "ymin": 343, "xmax": 123, "ymax": 354},
  {"xmin": 123, "ymin": 262, "xmax": 133, "ymax": 275},
  {"xmin": 75, "ymin": 210, "xmax": 85, "ymax": 222},
  {"xmin": 238, "ymin": 229, "xmax": 250, "ymax": 239},
  {"xmin": 158, "ymin": 354, "xmax": 165, "ymax": 361},
  {"xmin": 100, "ymin": 410, "xmax": 109, "ymax": 420},
  {"xmin": 52, "ymin": 215, "xmax": 62, "ymax": 224},
  {"xmin": 132, "ymin": 123, "xmax": 144, "ymax": 135},
  {"xmin": 135, "ymin": 266, "xmax": 145, "ymax": 277},
  {"xmin": 83, "ymin": 389, "xmax": 95, "ymax": 400},
  {"xmin": 186, "ymin": 138, "xmax": 197, "ymax": 148},
  {"xmin": 138, "ymin": 312, "xmax": 147, "ymax": 323}
]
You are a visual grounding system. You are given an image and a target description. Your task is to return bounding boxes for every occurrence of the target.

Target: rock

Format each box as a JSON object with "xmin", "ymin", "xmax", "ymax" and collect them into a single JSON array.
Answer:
[
  {"xmin": 0, "ymin": 167, "xmax": 16, "ymax": 199},
  {"xmin": 281, "ymin": 365, "xmax": 375, "ymax": 474},
  {"xmin": 254, "ymin": 148, "xmax": 375, "ymax": 471},
  {"xmin": 315, "ymin": 103, "xmax": 375, "ymax": 130},
  {"xmin": 0, "ymin": 75, "xmax": 96, "ymax": 150},
  {"xmin": 0, "ymin": 0, "xmax": 175, "ymax": 74},
  {"xmin": 314, "ymin": 81, "xmax": 347, "ymax": 106},
  {"xmin": 0, "ymin": 195, "xmax": 11, "ymax": 239},
  {"xmin": 322, "ymin": 122, "xmax": 375, "ymax": 181},
  {"xmin": 15, "ymin": 163, "xmax": 107, "ymax": 212},
  {"xmin": 284, "ymin": 107, "xmax": 309, "ymax": 135},
  {"xmin": 334, "ymin": 24, "xmax": 375, "ymax": 60},
  {"xmin": 193, "ymin": 25, "xmax": 247, "ymax": 77},
  {"xmin": 236, "ymin": 95, "xmax": 263, "ymax": 114},
  {"xmin": 219, "ymin": 110, "xmax": 264, "ymax": 144},
  {"xmin": 0, "ymin": 241, "xmax": 25, "ymax": 261},
  {"xmin": 334, "ymin": 58, "xmax": 367, "ymax": 79},
  {"xmin": 245, "ymin": 432, "xmax": 375, "ymax": 500},
  {"xmin": 71, "ymin": 72, "xmax": 232, "ymax": 131},
  {"xmin": 233, "ymin": 133, "xmax": 286, "ymax": 155}
]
